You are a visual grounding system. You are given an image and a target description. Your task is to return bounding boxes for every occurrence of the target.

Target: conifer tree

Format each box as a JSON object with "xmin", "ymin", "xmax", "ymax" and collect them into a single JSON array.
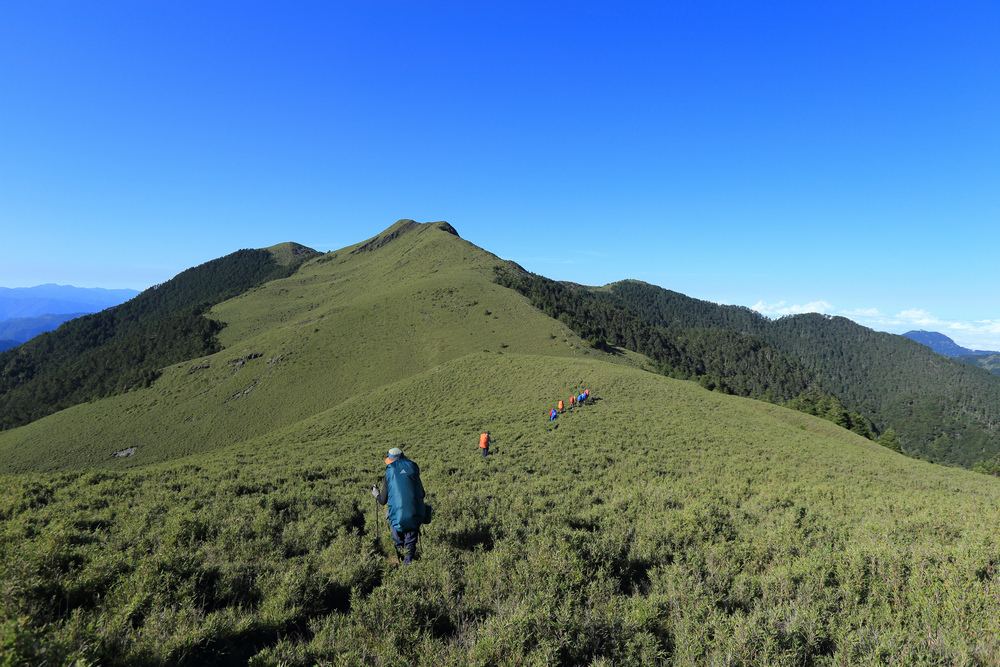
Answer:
[{"xmin": 879, "ymin": 428, "xmax": 902, "ymax": 453}]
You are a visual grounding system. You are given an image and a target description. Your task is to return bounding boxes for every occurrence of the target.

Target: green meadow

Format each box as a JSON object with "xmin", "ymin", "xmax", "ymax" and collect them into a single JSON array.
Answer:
[{"xmin": 3, "ymin": 222, "xmax": 1000, "ymax": 664}]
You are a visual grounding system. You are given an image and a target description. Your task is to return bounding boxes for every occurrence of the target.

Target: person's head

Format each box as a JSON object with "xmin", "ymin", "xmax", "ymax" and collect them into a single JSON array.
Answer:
[{"xmin": 386, "ymin": 447, "xmax": 404, "ymax": 464}]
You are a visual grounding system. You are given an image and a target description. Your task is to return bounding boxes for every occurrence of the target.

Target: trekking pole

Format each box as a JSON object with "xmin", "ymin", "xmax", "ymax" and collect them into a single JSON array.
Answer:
[{"xmin": 371, "ymin": 484, "xmax": 380, "ymax": 543}]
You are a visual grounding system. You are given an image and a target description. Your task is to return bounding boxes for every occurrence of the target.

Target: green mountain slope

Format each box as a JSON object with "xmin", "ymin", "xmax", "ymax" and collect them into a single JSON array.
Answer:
[
  {"xmin": 492, "ymin": 267, "xmax": 822, "ymax": 401},
  {"xmin": 0, "ymin": 221, "xmax": 640, "ymax": 474},
  {"xmin": 5, "ymin": 350, "xmax": 1000, "ymax": 664},
  {"xmin": 958, "ymin": 352, "xmax": 1000, "ymax": 376},
  {"xmin": 4, "ymin": 221, "xmax": 1000, "ymax": 664},
  {"xmin": 0, "ymin": 244, "xmax": 318, "ymax": 431},
  {"xmin": 603, "ymin": 279, "xmax": 1000, "ymax": 467}
]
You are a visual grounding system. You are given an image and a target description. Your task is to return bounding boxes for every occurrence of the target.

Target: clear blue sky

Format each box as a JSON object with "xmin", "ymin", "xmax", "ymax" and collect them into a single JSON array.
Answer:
[{"xmin": 2, "ymin": 2, "xmax": 998, "ymax": 346}]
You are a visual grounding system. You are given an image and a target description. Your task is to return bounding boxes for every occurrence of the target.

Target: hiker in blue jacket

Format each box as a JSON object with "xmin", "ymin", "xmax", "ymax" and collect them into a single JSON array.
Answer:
[{"xmin": 372, "ymin": 447, "xmax": 426, "ymax": 565}]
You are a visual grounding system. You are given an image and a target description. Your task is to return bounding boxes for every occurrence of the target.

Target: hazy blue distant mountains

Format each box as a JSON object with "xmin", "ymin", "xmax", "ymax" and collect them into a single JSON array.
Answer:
[
  {"xmin": 902, "ymin": 330, "xmax": 999, "ymax": 358},
  {"xmin": 0, "ymin": 285, "xmax": 139, "ymax": 345},
  {"xmin": 0, "ymin": 312, "xmax": 90, "ymax": 345},
  {"xmin": 0, "ymin": 284, "xmax": 139, "ymax": 320}
]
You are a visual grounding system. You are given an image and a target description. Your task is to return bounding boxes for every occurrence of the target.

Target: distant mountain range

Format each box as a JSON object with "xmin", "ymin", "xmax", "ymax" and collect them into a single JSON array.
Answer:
[
  {"xmin": 0, "ymin": 312, "xmax": 91, "ymax": 346},
  {"xmin": 902, "ymin": 330, "xmax": 999, "ymax": 358},
  {"xmin": 0, "ymin": 284, "xmax": 139, "ymax": 345},
  {"xmin": 0, "ymin": 284, "xmax": 138, "ymax": 321}
]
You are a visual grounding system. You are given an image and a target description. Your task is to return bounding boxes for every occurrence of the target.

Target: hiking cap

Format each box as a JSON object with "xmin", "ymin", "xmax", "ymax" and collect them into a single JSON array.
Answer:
[{"xmin": 388, "ymin": 447, "xmax": 404, "ymax": 459}]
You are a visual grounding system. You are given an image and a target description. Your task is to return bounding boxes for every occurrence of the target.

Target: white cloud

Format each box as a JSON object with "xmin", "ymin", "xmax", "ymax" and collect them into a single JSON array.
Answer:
[
  {"xmin": 751, "ymin": 300, "xmax": 833, "ymax": 317},
  {"xmin": 751, "ymin": 300, "xmax": 1000, "ymax": 349},
  {"xmin": 897, "ymin": 309, "xmax": 940, "ymax": 324},
  {"xmin": 837, "ymin": 308, "xmax": 1000, "ymax": 351},
  {"xmin": 750, "ymin": 299, "xmax": 782, "ymax": 313},
  {"xmin": 841, "ymin": 307, "xmax": 883, "ymax": 318}
]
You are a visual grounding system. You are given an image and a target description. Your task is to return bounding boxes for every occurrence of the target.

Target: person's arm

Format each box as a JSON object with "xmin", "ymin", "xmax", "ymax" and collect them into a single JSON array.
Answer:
[{"xmin": 372, "ymin": 478, "xmax": 388, "ymax": 505}]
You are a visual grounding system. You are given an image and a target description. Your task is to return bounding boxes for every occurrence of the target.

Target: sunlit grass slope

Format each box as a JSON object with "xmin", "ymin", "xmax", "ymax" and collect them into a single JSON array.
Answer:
[
  {"xmin": 4, "ymin": 352, "xmax": 1000, "ymax": 664},
  {"xmin": 0, "ymin": 221, "xmax": 643, "ymax": 474},
  {"xmin": 5, "ymin": 220, "xmax": 1000, "ymax": 664}
]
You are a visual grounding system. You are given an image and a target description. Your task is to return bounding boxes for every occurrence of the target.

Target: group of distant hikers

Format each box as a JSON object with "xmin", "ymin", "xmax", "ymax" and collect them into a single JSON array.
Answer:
[
  {"xmin": 371, "ymin": 390, "xmax": 593, "ymax": 566},
  {"xmin": 550, "ymin": 389, "xmax": 590, "ymax": 421}
]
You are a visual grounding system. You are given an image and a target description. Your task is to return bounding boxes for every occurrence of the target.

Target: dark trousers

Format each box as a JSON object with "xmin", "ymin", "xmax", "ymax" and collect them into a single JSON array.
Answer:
[{"xmin": 390, "ymin": 524, "xmax": 419, "ymax": 562}]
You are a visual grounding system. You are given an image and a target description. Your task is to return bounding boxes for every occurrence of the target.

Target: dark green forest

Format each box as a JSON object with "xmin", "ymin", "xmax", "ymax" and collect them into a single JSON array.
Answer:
[
  {"xmin": 0, "ymin": 248, "xmax": 315, "ymax": 431},
  {"xmin": 492, "ymin": 267, "xmax": 890, "ymax": 445},
  {"xmin": 958, "ymin": 352, "xmax": 1000, "ymax": 377},
  {"xmin": 607, "ymin": 280, "xmax": 1000, "ymax": 468},
  {"xmin": 493, "ymin": 265, "xmax": 821, "ymax": 403},
  {"xmin": 493, "ymin": 270, "xmax": 1000, "ymax": 468}
]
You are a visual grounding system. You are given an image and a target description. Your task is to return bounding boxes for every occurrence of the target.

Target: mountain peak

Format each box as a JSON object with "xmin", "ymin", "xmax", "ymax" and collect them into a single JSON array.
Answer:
[
  {"xmin": 352, "ymin": 220, "xmax": 460, "ymax": 254},
  {"xmin": 902, "ymin": 330, "xmax": 998, "ymax": 357},
  {"xmin": 265, "ymin": 242, "xmax": 319, "ymax": 266}
]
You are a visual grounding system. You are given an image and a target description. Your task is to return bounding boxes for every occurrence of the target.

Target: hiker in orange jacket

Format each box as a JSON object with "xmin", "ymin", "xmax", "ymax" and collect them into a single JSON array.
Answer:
[
  {"xmin": 479, "ymin": 431, "xmax": 491, "ymax": 458},
  {"xmin": 558, "ymin": 399, "xmax": 564, "ymax": 413}
]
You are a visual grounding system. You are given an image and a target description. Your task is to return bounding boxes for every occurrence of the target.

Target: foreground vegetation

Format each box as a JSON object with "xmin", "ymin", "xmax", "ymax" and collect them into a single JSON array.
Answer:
[
  {"xmin": 4, "ymin": 354, "xmax": 1000, "ymax": 665},
  {"xmin": 4, "ymin": 220, "xmax": 1000, "ymax": 664}
]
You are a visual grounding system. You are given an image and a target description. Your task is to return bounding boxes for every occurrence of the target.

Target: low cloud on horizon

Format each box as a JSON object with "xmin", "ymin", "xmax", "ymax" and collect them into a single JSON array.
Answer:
[{"xmin": 751, "ymin": 300, "xmax": 1000, "ymax": 351}]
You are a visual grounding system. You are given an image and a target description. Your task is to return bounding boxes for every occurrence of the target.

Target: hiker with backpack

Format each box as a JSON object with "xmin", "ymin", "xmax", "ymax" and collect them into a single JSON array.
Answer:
[
  {"xmin": 371, "ymin": 447, "xmax": 430, "ymax": 565},
  {"xmin": 479, "ymin": 431, "xmax": 491, "ymax": 458}
]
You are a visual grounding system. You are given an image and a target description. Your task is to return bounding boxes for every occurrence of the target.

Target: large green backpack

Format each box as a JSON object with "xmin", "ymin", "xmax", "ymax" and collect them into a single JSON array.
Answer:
[{"xmin": 385, "ymin": 458, "xmax": 426, "ymax": 532}]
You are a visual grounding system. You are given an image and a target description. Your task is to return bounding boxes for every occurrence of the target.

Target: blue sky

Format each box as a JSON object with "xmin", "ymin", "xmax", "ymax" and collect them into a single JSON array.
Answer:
[{"xmin": 2, "ymin": 2, "xmax": 998, "ymax": 346}]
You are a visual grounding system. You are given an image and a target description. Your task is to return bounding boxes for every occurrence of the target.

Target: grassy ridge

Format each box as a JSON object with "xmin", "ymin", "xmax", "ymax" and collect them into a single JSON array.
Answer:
[
  {"xmin": 0, "ymin": 222, "xmax": 637, "ymax": 474},
  {"xmin": 4, "ymin": 354, "xmax": 1000, "ymax": 664},
  {"xmin": 4, "ymin": 220, "xmax": 1000, "ymax": 663}
]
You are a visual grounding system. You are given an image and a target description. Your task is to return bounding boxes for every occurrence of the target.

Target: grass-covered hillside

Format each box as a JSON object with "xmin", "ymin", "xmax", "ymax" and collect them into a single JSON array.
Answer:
[
  {"xmin": 4, "ymin": 220, "xmax": 1000, "ymax": 665},
  {"xmin": 0, "ymin": 243, "xmax": 319, "ymax": 432},
  {"xmin": 5, "ymin": 352, "xmax": 1000, "ymax": 665},
  {"xmin": 0, "ymin": 221, "xmax": 637, "ymax": 474}
]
